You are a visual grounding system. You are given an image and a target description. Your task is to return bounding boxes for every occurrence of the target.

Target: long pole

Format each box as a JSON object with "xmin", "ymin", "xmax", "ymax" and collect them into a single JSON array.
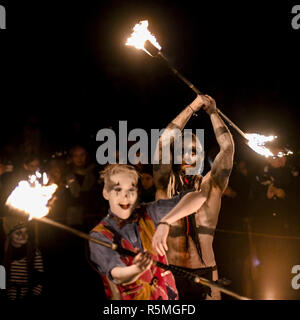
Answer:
[
  {"xmin": 157, "ymin": 51, "xmax": 247, "ymax": 139},
  {"xmin": 35, "ymin": 216, "xmax": 250, "ymax": 300},
  {"xmin": 143, "ymin": 41, "xmax": 247, "ymax": 140},
  {"xmin": 36, "ymin": 217, "xmax": 118, "ymax": 250}
]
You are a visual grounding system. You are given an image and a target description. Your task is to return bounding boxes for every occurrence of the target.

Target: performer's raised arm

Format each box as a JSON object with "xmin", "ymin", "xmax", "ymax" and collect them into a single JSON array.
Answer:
[
  {"xmin": 203, "ymin": 95, "xmax": 234, "ymax": 193},
  {"xmin": 153, "ymin": 95, "xmax": 207, "ymax": 198}
]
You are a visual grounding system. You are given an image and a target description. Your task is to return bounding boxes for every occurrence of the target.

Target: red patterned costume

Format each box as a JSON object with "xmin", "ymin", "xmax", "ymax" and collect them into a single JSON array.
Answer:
[{"xmin": 91, "ymin": 207, "xmax": 178, "ymax": 300}]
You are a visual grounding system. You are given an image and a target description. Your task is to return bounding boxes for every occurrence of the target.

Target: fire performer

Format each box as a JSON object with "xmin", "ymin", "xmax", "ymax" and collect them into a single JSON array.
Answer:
[
  {"xmin": 88, "ymin": 164, "xmax": 208, "ymax": 300},
  {"xmin": 152, "ymin": 94, "xmax": 234, "ymax": 300}
]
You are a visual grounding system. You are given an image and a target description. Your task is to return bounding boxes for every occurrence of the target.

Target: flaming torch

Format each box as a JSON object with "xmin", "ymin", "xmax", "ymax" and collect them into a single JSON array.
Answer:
[
  {"xmin": 5, "ymin": 172, "xmax": 249, "ymax": 300},
  {"xmin": 126, "ymin": 20, "xmax": 293, "ymax": 158},
  {"xmin": 5, "ymin": 172, "xmax": 118, "ymax": 250}
]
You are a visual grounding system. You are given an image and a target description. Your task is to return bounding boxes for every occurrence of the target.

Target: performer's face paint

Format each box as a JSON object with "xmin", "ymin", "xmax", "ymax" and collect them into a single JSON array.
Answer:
[
  {"xmin": 174, "ymin": 132, "xmax": 204, "ymax": 175},
  {"xmin": 103, "ymin": 172, "xmax": 138, "ymax": 219},
  {"xmin": 10, "ymin": 227, "xmax": 29, "ymax": 248}
]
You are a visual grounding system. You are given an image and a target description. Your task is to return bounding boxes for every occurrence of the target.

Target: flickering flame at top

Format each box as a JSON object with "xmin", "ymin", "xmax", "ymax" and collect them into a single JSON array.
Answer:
[
  {"xmin": 245, "ymin": 133, "xmax": 293, "ymax": 158},
  {"xmin": 126, "ymin": 20, "xmax": 161, "ymax": 56},
  {"xmin": 5, "ymin": 172, "xmax": 57, "ymax": 220}
]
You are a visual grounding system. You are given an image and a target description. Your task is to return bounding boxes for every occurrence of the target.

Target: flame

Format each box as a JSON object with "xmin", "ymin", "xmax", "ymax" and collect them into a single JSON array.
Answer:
[
  {"xmin": 43, "ymin": 172, "xmax": 49, "ymax": 185},
  {"xmin": 126, "ymin": 20, "xmax": 161, "ymax": 56},
  {"xmin": 5, "ymin": 172, "xmax": 57, "ymax": 220},
  {"xmin": 245, "ymin": 133, "xmax": 293, "ymax": 158},
  {"xmin": 245, "ymin": 133, "xmax": 276, "ymax": 157}
]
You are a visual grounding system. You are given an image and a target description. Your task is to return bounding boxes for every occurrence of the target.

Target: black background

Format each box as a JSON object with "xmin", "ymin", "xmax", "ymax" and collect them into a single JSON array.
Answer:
[{"xmin": 0, "ymin": 0, "xmax": 299, "ymax": 159}]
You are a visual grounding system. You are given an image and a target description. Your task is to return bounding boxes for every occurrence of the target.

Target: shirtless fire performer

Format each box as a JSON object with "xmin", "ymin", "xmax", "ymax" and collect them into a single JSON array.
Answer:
[{"xmin": 152, "ymin": 94, "xmax": 234, "ymax": 300}]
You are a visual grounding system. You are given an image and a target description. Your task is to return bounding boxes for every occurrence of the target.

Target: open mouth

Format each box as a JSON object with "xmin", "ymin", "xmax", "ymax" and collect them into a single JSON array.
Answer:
[
  {"xmin": 119, "ymin": 204, "xmax": 131, "ymax": 210},
  {"xmin": 182, "ymin": 163, "xmax": 196, "ymax": 168}
]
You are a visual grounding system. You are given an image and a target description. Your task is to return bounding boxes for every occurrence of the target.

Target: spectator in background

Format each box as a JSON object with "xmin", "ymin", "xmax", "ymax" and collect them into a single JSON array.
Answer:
[
  {"xmin": 65, "ymin": 145, "xmax": 100, "ymax": 230},
  {"xmin": 252, "ymin": 147, "xmax": 299, "ymax": 235},
  {"xmin": 22, "ymin": 154, "xmax": 40, "ymax": 176},
  {"xmin": 1, "ymin": 215, "xmax": 44, "ymax": 301},
  {"xmin": 140, "ymin": 164, "xmax": 156, "ymax": 203},
  {"xmin": 218, "ymin": 159, "xmax": 254, "ymax": 297},
  {"xmin": 46, "ymin": 159, "xmax": 70, "ymax": 221}
]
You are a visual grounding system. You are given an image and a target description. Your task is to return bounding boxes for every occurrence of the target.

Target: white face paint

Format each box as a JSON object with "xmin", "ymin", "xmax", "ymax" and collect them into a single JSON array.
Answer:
[
  {"xmin": 175, "ymin": 133, "xmax": 204, "ymax": 174},
  {"xmin": 182, "ymin": 139, "xmax": 197, "ymax": 169},
  {"xmin": 103, "ymin": 172, "xmax": 138, "ymax": 219},
  {"xmin": 10, "ymin": 227, "xmax": 29, "ymax": 248}
]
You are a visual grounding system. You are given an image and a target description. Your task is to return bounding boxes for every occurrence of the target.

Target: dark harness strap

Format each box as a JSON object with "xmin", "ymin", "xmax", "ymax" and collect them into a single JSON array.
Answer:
[
  {"xmin": 169, "ymin": 224, "xmax": 215, "ymax": 237},
  {"xmin": 195, "ymin": 225, "xmax": 215, "ymax": 236}
]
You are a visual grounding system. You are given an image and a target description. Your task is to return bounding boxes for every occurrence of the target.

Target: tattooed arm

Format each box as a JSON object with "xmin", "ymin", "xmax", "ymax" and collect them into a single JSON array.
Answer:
[
  {"xmin": 203, "ymin": 95, "xmax": 234, "ymax": 192},
  {"xmin": 153, "ymin": 95, "xmax": 207, "ymax": 198}
]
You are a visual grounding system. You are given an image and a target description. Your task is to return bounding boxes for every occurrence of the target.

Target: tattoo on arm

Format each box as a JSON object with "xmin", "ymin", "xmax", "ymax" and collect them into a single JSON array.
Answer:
[
  {"xmin": 215, "ymin": 126, "xmax": 228, "ymax": 138},
  {"xmin": 167, "ymin": 122, "xmax": 181, "ymax": 130},
  {"xmin": 209, "ymin": 113, "xmax": 234, "ymax": 191},
  {"xmin": 211, "ymin": 168, "xmax": 232, "ymax": 190},
  {"xmin": 211, "ymin": 153, "xmax": 233, "ymax": 192}
]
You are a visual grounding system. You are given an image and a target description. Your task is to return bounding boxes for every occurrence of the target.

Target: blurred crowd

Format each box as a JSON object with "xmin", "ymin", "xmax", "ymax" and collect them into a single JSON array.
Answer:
[
  {"xmin": 215, "ymin": 150, "xmax": 300, "ymax": 299},
  {"xmin": 0, "ymin": 124, "xmax": 299, "ymax": 301}
]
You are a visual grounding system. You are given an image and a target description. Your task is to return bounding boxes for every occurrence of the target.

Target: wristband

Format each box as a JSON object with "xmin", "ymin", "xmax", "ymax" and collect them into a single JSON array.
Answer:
[
  {"xmin": 188, "ymin": 105, "xmax": 199, "ymax": 117},
  {"xmin": 157, "ymin": 221, "xmax": 170, "ymax": 227},
  {"xmin": 188, "ymin": 105, "xmax": 195, "ymax": 113}
]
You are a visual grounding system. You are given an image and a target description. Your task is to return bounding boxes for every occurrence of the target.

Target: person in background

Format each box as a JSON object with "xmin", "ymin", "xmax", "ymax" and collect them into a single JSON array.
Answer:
[
  {"xmin": 252, "ymin": 147, "xmax": 299, "ymax": 235},
  {"xmin": 46, "ymin": 159, "xmax": 69, "ymax": 221},
  {"xmin": 65, "ymin": 145, "xmax": 100, "ymax": 230},
  {"xmin": 1, "ymin": 215, "xmax": 44, "ymax": 301},
  {"xmin": 140, "ymin": 164, "xmax": 156, "ymax": 203}
]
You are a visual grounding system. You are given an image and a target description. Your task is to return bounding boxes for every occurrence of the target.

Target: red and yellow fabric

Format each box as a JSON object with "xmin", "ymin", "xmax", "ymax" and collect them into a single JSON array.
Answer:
[{"xmin": 92, "ymin": 209, "xmax": 178, "ymax": 300}]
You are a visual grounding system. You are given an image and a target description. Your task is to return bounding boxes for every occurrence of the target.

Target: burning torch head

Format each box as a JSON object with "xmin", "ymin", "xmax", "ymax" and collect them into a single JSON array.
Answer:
[
  {"xmin": 5, "ymin": 172, "xmax": 58, "ymax": 221},
  {"xmin": 144, "ymin": 40, "xmax": 160, "ymax": 56},
  {"xmin": 245, "ymin": 133, "xmax": 293, "ymax": 159},
  {"xmin": 126, "ymin": 20, "xmax": 162, "ymax": 57}
]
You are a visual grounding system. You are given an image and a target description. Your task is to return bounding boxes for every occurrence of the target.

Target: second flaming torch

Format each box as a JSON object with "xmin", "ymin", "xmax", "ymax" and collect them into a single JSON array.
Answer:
[{"xmin": 126, "ymin": 20, "xmax": 293, "ymax": 159}]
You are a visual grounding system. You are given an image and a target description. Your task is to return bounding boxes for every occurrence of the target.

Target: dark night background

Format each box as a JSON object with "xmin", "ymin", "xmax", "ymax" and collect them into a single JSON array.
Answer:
[
  {"xmin": 0, "ymin": 0, "xmax": 299, "ymax": 313},
  {"xmin": 0, "ymin": 0, "xmax": 299, "ymax": 155}
]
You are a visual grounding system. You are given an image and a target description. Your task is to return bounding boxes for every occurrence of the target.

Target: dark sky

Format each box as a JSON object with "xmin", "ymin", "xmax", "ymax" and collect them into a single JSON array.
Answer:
[{"xmin": 0, "ymin": 0, "xmax": 299, "ymax": 159}]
